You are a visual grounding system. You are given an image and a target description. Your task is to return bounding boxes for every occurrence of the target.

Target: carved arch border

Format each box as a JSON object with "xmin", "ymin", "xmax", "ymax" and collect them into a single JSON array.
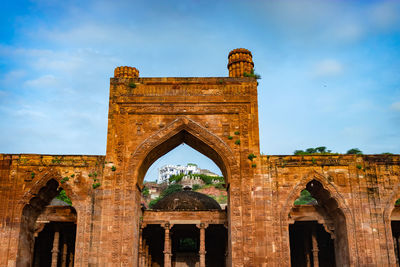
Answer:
[
  {"xmin": 15, "ymin": 167, "xmax": 92, "ymax": 266},
  {"xmin": 16, "ymin": 168, "xmax": 86, "ymax": 215},
  {"xmin": 382, "ymin": 183, "xmax": 400, "ymax": 265},
  {"xmin": 129, "ymin": 116, "xmax": 239, "ymax": 187},
  {"xmin": 279, "ymin": 170, "xmax": 358, "ymax": 266}
]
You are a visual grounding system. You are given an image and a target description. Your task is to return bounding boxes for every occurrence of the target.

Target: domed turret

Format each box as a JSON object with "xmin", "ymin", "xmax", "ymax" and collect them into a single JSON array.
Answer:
[
  {"xmin": 114, "ymin": 66, "xmax": 139, "ymax": 78},
  {"xmin": 227, "ymin": 48, "xmax": 254, "ymax": 77}
]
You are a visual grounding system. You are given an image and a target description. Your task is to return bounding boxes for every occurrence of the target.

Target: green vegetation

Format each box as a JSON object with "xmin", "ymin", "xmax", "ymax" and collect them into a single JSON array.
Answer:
[
  {"xmin": 31, "ymin": 172, "xmax": 35, "ymax": 179},
  {"xmin": 129, "ymin": 82, "xmax": 136, "ymax": 88},
  {"xmin": 142, "ymin": 187, "xmax": 150, "ymax": 197},
  {"xmin": 111, "ymin": 166, "xmax": 116, "ymax": 171},
  {"xmin": 294, "ymin": 146, "xmax": 365, "ymax": 155},
  {"xmin": 356, "ymin": 164, "xmax": 362, "ymax": 170},
  {"xmin": 211, "ymin": 194, "xmax": 228, "ymax": 204},
  {"xmin": 235, "ymin": 139, "xmax": 241, "ymax": 145},
  {"xmin": 251, "ymin": 163, "xmax": 257, "ymax": 168},
  {"xmin": 396, "ymin": 199, "xmax": 400, "ymax": 206},
  {"xmin": 52, "ymin": 157, "xmax": 62, "ymax": 164},
  {"xmin": 192, "ymin": 184, "xmax": 201, "ymax": 191},
  {"xmin": 162, "ymin": 184, "xmax": 183, "ymax": 196},
  {"xmin": 228, "ymin": 136, "xmax": 233, "ymax": 140},
  {"xmin": 243, "ymin": 69, "xmax": 261, "ymax": 80},
  {"xmin": 149, "ymin": 184, "xmax": 183, "ymax": 208},
  {"xmin": 294, "ymin": 190, "xmax": 316, "ymax": 205},
  {"xmin": 169, "ymin": 173, "xmax": 224, "ymax": 185},
  {"xmin": 294, "ymin": 146, "xmax": 335, "ymax": 155},
  {"xmin": 88, "ymin": 172, "xmax": 100, "ymax": 189},
  {"xmin": 169, "ymin": 173, "xmax": 185, "ymax": 184},
  {"xmin": 234, "ymin": 131, "xmax": 240, "ymax": 135},
  {"xmin": 248, "ymin": 153, "xmax": 257, "ymax": 161},
  {"xmin": 56, "ymin": 190, "xmax": 72, "ymax": 205},
  {"xmin": 346, "ymin": 148, "xmax": 363, "ymax": 155},
  {"xmin": 92, "ymin": 183, "xmax": 101, "ymax": 189},
  {"xmin": 60, "ymin": 177, "xmax": 69, "ymax": 184}
]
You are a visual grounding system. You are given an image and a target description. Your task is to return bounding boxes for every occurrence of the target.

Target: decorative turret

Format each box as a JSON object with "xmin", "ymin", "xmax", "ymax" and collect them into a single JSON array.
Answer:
[
  {"xmin": 227, "ymin": 48, "xmax": 254, "ymax": 77},
  {"xmin": 114, "ymin": 66, "xmax": 139, "ymax": 78}
]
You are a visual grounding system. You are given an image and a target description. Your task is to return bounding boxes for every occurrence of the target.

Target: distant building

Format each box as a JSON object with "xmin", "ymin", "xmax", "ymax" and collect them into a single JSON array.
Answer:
[
  {"xmin": 157, "ymin": 164, "xmax": 219, "ymax": 184},
  {"xmin": 157, "ymin": 164, "xmax": 200, "ymax": 184}
]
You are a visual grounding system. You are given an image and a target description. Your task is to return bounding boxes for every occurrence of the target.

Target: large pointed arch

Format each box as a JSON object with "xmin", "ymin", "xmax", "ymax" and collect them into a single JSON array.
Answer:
[
  {"xmin": 129, "ymin": 117, "xmax": 238, "ymax": 187},
  {"xmin": 280, "ymin": 170, "xmax": 357, "ymax": 267}
]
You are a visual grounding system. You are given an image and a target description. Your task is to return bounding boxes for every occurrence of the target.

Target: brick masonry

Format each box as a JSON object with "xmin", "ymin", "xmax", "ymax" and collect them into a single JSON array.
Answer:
[{"xmin": 0, "ymin": 49, "xmax": 400, "ymax": 266}]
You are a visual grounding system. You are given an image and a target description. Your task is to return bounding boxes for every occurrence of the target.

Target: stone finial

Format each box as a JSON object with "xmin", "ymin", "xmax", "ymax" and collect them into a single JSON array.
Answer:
[
  {"xmin": 114, "ymin": 66, "xmax": 139, "ymax": 78},
  {"xmin": 227, "ymin": 48, "xmax": 254, "ymax": 77}
]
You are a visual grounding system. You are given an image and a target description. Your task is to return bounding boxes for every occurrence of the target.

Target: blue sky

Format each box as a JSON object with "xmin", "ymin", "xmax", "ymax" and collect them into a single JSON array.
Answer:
[{"xmin": 1, "ymin": 0, "xmax": 399, "ymax": 181}]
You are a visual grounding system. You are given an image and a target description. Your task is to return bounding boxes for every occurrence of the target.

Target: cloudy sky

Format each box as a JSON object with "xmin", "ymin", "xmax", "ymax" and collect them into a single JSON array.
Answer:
[{"xmin": 1, "ymin": 0, "xmax": 399, "ymax": 181}]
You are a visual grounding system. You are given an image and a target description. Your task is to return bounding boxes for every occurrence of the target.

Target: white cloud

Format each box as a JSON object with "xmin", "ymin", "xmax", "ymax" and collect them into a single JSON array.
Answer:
[
  {"xmin": 313, "ymin": 59, "xmax": 343, "ymax": 77},
  {"xmin": 24, "ymin": 74, "xmax": 59, "ymax": 88},
  {"xmin": 391, "ymin": 102, "xmax": 400, "ymax": 111},
  {"xmin": 370, "ymin": 0, "xmax": 400, "ymax": 29},
  {"xmin": 15, "ymin": 108, "xmax": 46, "ymax": 118}
]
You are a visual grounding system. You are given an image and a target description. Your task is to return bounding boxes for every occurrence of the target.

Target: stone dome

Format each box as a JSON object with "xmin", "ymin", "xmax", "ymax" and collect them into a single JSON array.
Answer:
[{"xmin": 151, "ymin": 190, "xmax": 221, "ymax": 211}]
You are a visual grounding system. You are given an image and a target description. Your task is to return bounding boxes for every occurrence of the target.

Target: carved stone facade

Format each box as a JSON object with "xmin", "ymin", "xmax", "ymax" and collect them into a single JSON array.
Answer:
[{"xmin": 0, "ymin": 48, "xmax": 400, "ymax": 266}]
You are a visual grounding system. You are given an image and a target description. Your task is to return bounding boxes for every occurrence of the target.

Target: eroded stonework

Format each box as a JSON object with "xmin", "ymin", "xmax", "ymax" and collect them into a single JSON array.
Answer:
[{"xmin": 0, "ymin": 49, "xmax": 400, "ymax": 266}]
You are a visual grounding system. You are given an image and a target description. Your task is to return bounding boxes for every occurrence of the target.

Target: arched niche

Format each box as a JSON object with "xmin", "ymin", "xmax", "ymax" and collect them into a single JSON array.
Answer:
[
  {"xmin": 17, "ymin": 179, "xmax": 77, "ymax": 267},
  {"xmin": 390, "ymin": 199, "xmax": 400, "ymax": 265},
  {"xmin": 288, "ymin": 179, "xmax": 350, "ymax": 267}
]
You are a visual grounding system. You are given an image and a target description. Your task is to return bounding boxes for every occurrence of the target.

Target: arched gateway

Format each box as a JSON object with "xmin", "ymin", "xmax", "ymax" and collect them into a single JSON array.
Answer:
[{"xmin": 0, "ymin": 49, "xmax": 399, "ymax": 266}]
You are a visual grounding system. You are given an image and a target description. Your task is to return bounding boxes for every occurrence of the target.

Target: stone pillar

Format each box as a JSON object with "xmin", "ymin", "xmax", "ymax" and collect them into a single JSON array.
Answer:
[
  {"xmin": 68, "ymin": 252, "xmax": 74, "ymax": 267},
  {"xmin": 148, "ymin": 254, "xmax": 152, "ymax": 267},
  {"xmin": 304, "ymin": 230, "xmax": 311, "ymax": 267},
  {"xmin": 163, "ymin": 223, "xmax": 172, "ymax": 267},
  {"xmin": 61, "ymin": 242, "xmax": 68, "ymax": 267},
  {"xmin": 144, "ymin": 245, "xmax": 149, "ymax": 267},
  {"xmin": 197, "ymin": 223, "xmax": 208, "ymax": 267},
  {"xmin": 141, "ymin": 239, "xmax": 147, "ymax": 267},
  {"xmin": 396, "ymin": 236, "xmax": 400, "ymax": 267},
  {"xmin": 139, "ymin": 226, "xmax": 144, "ymax": 267},
  {"xmin": 51, "ymin": 229, "xmax": 60, "ymax": 267},
  {"xmin": 311, "ymin": 225, "xmax": 319, "ymax": 267}
]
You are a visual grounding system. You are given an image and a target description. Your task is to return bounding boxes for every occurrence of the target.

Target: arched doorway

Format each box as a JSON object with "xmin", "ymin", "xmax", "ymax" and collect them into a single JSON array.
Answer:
[
  {"xmin": 17, "ymin": 179, "xmax": 77, "ymax": 267},
  {"xmin": 288, "ymin": 180, "xmax": 350, "ymax": 267},
  {"xmin": 131, "ymin": 121, "xmax": 234, "ymax": 266},
  {"xmin": 391, "ymin": 199, "xmax": 400, "ymax": 265}
]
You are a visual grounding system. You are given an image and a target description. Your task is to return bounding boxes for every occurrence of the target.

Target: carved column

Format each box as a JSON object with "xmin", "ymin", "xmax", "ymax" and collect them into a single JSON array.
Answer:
[
  {"xmin": 144, "ymin": 244, "xmax": 149, "ymax": 267},
  {"xmin": 396, "ymin": 236, "xmax": 400, "ymax": 267},
  {"xmin": 311, "ymin": 225, "xmax": 319, "ymax": 267},
  {"xmin": 304, "ymin": 230, "xmax": 311, "ymax": 267},
  {"xmin": 61, "ymin": 242, "xmax": 68, "ymax": 267},
  {"xmin": 197, "ymin": 223, "xmax": 208, "ymax": 267},
  {"xmin": 68, "ymin": 252, "xmax": 74, "ymax": 267},
  {"xmin": 163, "ymin": 223, "xmax": 172, "ymax": 267},
  {"xmin": 148, "ymin": 254, "xmax": 152, "ymax": 267},
  {"xmin": 141, "ymin": 239, "xmax": 147, "ymax": 267},
  {"xmin": 51, "ymin": 228, "xmax": 60, "ymax": 267},
  {"xmin": 139, "ymin": 225, "xmax": 145, "ymax": 267}
]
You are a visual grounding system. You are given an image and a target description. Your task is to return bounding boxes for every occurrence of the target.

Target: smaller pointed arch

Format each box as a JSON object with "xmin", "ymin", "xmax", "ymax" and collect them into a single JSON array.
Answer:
[
  {"xmin": 17, "ymin": 178, "xmax": 77, "ymax": 267},
  {"xmin": 282, "ymin": 171, "xmax": 355, "ymax": 267}
]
